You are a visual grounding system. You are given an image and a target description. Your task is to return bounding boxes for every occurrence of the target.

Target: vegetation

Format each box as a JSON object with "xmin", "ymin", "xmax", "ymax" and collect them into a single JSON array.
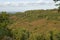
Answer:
[
  {"xmin": 53, "ymin": 0, "xmax": 60, "ymax": 12},
  {"xmin": 0, "ymin": 12, "xmax": 12, "ymax": 40},
  {"xmin": 0, "ymin": 9, "xmax": 60, "ymax": 40}
]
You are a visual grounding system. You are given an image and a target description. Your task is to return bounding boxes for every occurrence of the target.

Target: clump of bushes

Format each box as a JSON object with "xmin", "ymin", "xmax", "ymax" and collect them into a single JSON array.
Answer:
[
  {"xmin": 0, "ymin": 12, "xmax": 13, "ymax": 40},
  {"xmin": 11, "ymin": 28, "xmax": 30, "ymax": 40}
]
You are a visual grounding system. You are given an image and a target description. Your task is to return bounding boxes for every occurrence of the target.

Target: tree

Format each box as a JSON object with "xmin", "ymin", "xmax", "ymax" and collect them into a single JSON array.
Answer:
[
  {"xmin": 53, "ymin": 0, "xmax": 58, "ymax": 3},
  {"xmin": 0, "ymin": 12, "xmax": 12, "ymax": 40},
  {"xmin": 53, "ymin": 0, "xmax": 60, "ymax": 12}
]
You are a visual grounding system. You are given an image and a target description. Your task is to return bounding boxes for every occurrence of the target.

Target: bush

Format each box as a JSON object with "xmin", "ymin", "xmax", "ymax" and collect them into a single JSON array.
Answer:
[
  {"xmin": 11, "ymin": 28, "xmax": 30, "ymax": 40},
  {"xmin": 0, "ymin": 12, "xmax": 12, "ymax": 40}
]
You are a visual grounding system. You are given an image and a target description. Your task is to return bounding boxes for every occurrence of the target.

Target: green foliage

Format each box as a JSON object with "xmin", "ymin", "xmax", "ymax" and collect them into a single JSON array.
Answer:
[
  {"xmin": 0, "ymin": 12, "xmax": 9, "ymax": 27},
  {"xmin": 49, "ymin": 31, "xmax": 54, "ymax": 40},
  {"xmin": 55, "ymin": 33, "xmax": 60, "ymax": 40},
  {"xmin": 0, "ymin": 12, "xmax": 12, "ymax": 40},
  {"xmin": 53, "ymin": 0, "xmax": 60, "ymax": 12},
  {"xmin": 11, "ymin": 28, "xmax": 30, "ymax": 40}
]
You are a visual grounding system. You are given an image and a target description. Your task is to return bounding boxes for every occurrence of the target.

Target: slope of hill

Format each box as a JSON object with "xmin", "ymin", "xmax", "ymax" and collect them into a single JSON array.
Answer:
[{"xmin": 5, "ymin": 10, "xmax": 60, "ymax": 40}]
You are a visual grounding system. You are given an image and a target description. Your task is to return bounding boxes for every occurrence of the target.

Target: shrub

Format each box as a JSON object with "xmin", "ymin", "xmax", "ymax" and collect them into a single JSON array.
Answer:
[{"xmin": 11, "ymin": 28, "xmax": 30, "ymax": 40}]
